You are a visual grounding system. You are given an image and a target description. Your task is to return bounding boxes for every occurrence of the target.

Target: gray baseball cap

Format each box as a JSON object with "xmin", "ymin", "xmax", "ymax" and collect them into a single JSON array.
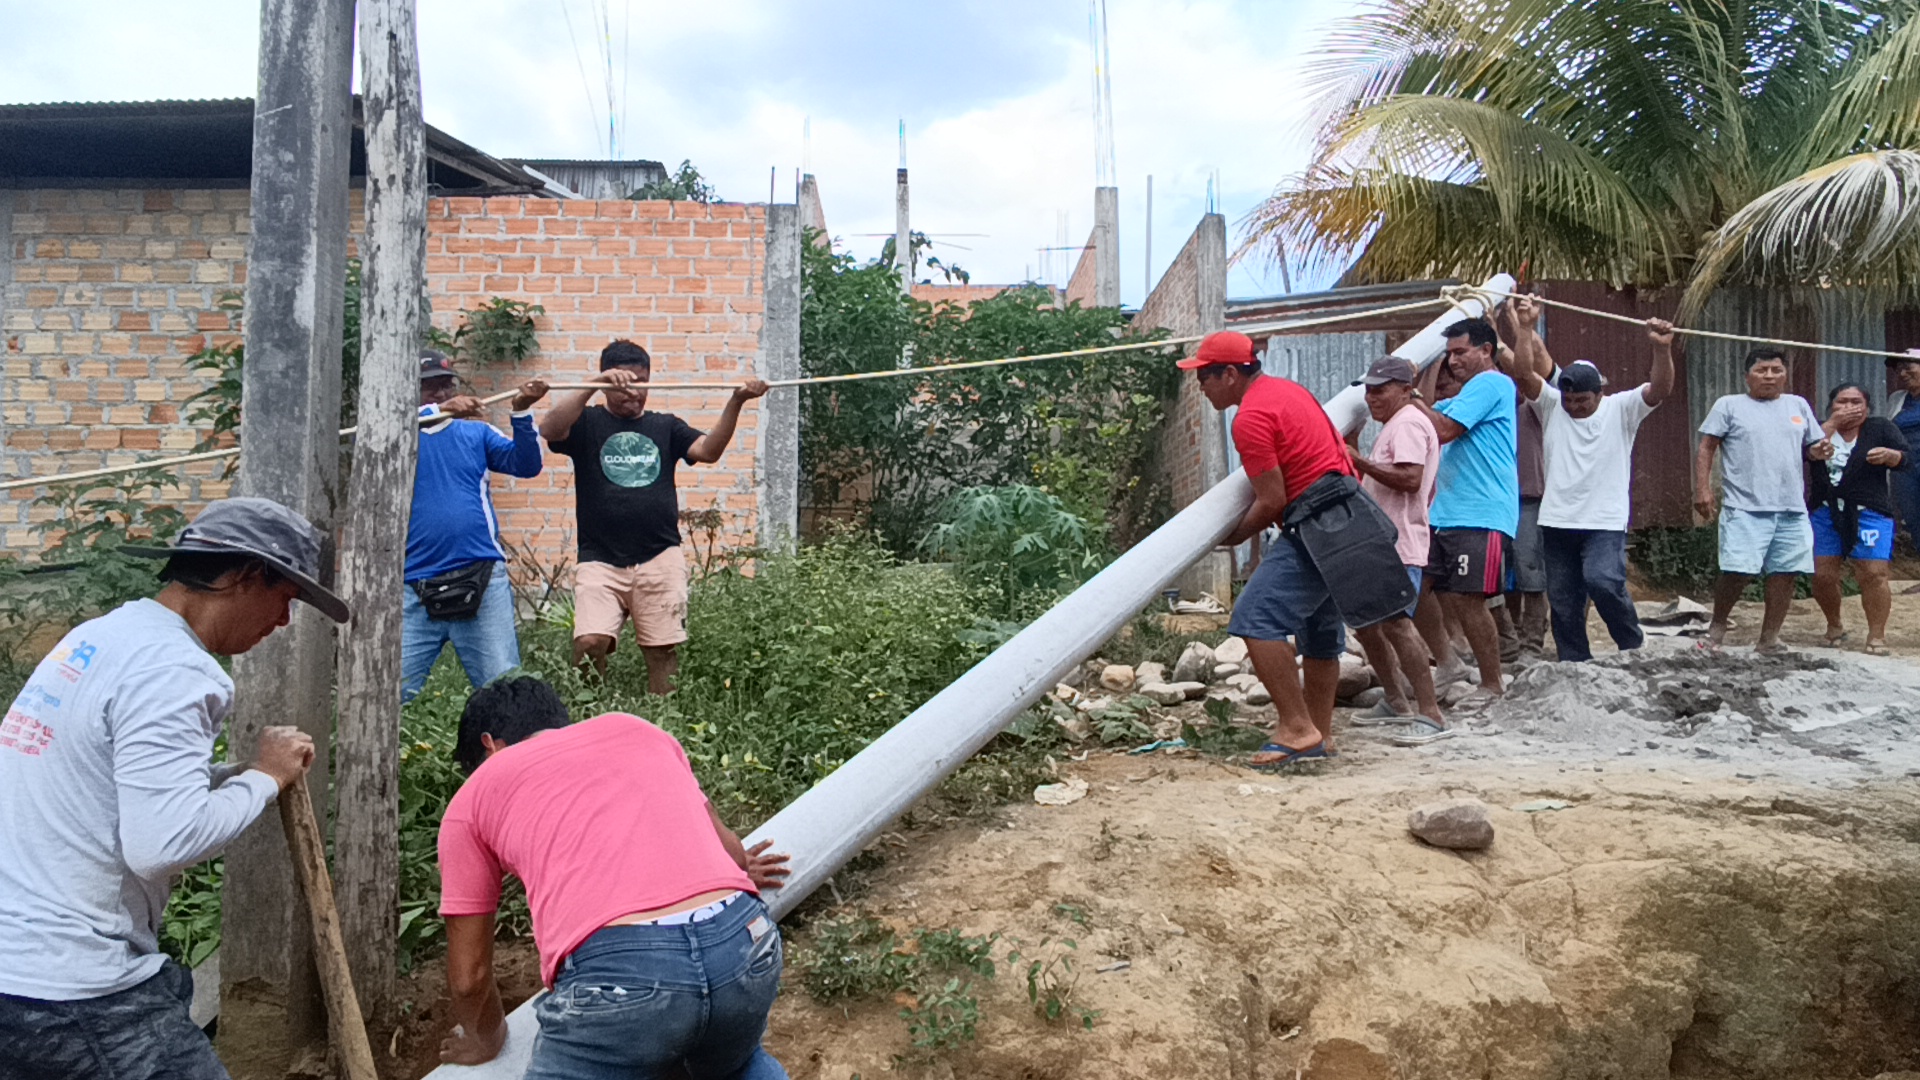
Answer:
[
  {"xmin": 1353, "ymin": 355, "xmax": 1418, "ymax": 386},
  {"xmin": 123, "ymin": 497, "xmax": 349, "ymax": 623}
]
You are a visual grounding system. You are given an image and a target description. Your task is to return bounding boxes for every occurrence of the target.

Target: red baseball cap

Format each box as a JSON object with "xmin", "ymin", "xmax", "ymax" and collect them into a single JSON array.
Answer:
[{"xmin": 1176, "ymin": 331, "xmax": 1257, "ymax": 370}]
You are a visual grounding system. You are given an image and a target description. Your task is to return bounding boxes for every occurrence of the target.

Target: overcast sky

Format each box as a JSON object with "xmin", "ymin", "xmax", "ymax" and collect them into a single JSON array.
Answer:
[{"xmin": 1, "ymin": 0, "xmax": 1360, "ymax": 304}]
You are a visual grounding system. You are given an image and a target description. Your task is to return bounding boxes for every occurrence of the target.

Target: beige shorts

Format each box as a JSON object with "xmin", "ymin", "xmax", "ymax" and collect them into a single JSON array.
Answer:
[{"xmin": 573, "ymin": 548, "xmax": 689, "ymax": 647}]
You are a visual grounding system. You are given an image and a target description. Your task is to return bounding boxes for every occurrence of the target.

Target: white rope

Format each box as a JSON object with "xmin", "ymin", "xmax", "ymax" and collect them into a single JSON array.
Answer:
[
  {"xmin": 1449, "ymin": 284, "xmax": 1920, "ymax": 361},
  {"xmin": 0, "ymin": 297, "xmax": 1460, "ymax": 494}
]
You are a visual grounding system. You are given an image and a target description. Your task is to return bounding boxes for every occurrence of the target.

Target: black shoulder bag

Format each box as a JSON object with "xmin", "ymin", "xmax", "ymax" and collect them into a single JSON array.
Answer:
[
  {"xmin": 413, "ymin": 560, "xmax": 495, "ymax": 622},
  {"xmin": 1280, "ymin": 473, "xmax": 1417, "ymax": 630}
]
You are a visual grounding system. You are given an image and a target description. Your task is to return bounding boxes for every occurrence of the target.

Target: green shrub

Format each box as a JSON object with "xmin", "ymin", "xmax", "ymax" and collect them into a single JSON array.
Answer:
[{"xmin": 919, "ymin": 484, "xmax": 1103, "ymax": 617}]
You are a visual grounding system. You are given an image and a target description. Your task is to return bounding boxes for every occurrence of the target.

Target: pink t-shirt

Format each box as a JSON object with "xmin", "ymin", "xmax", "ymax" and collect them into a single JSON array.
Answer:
[
  {"xmin": 1364, "ymin": 405, "xmax": 1440, "ymax": 566},
  {"xmin": 437, "ymin": 713, "xmax": 755, "ymax": 986}
]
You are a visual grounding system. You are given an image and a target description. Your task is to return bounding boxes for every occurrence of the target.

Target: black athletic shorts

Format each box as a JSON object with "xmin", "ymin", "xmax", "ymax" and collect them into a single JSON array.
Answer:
[{"xmin": 1427, "ymin": 528, "xmax": 1508, "ymax": 597}]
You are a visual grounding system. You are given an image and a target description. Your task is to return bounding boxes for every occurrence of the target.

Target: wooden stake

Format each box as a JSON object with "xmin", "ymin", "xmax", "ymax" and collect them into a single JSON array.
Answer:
[{"xmin": 279, "ymin": 776, "xmax": 379, "ymax": 1080}]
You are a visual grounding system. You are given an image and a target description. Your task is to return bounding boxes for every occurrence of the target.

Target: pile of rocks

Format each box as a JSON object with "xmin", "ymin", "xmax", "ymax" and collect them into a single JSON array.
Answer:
[{"xmin": 1057, "ymin": 636, "xmax": 1389, "ymax": 719}]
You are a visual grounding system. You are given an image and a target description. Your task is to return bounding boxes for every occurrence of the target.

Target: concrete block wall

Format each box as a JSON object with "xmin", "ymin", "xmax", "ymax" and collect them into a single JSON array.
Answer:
[{"xmin": 0, "ymin": 190, "xmax": 771, "ymax": 580}]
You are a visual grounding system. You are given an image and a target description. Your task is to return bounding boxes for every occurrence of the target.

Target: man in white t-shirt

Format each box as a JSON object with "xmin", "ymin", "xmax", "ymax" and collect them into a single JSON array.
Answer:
[{"xmin": 1508, "ymin": 297, "xmax": 1676, "ymax": 661}]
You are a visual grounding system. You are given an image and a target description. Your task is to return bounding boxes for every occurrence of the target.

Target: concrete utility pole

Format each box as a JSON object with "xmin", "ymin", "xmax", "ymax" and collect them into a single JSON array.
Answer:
[
  {"xmin": 222, "ymin": 0, "xmax": 354, "ymax": 1053},
  {"xmin": 758, "ymin": 204, "xmax": 802, "ymax": 553},
  {"xmin": 1094, "ymin": 185, "xmax": 1120, "ymax": 308},
  {"xmin": 333, "ymin": 0, "xmax": 427, "ymax": 1019},
  {"xmin": 894, "ymin": 121, "xmax": 911, "ymax": 294}
]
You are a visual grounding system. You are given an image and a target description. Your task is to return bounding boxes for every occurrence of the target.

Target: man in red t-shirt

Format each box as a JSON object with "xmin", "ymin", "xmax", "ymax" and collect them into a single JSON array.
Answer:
[
  {"xmin": 435, "ymin": 677, "xmax": 791, "ymax": 1078},
  {"xmin": 1184, "ymin": 332, "xmax": 1435, "ymax": 766}
]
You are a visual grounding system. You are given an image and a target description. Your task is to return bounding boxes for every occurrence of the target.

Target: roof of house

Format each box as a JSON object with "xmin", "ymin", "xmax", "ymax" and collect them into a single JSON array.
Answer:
[
  {"xmin": 1227, "ymin": 278, "xmax": 1463, "ymax": 336},
  {"xmin": 0, "ymin": 98, "xmax": 551, "ymax": 194}
]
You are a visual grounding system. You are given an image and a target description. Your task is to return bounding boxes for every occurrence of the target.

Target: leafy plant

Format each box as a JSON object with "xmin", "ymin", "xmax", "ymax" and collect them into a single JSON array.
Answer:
[
  {"xmin": 799, "ymin": 230, "xmax": 1177, "ymax": 557},
  {"xmin": 792, "ymin": 916, "xmax": 999, "ymax": 1058},
  {"xmin": 1010, "ymin": 937, "xmax": 1099, "ymax": 1029},
  {"xmin": 632, "ymin": 160, "xmax": 717, "ymax": 203},
  {"xmin": 920, "ymin": 485, "xmax": 1103, "ymax": 617},
  {"xmin": 453, "ymin": 296, "xmax": 545, "ymax": 367},
  {"xmin": 903, "ymin": 977, "xmax": 981, "ymax": 1054}
]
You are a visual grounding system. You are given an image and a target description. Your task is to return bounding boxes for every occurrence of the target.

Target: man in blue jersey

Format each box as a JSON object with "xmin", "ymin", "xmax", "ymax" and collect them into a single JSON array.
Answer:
[
  {"xmin": 1412, "ymin": 317, "xmax": 1519, "ymax": 707},
  {"xmin": 402, "ymin": 351, "xmax": 549, "ymax": 702}
]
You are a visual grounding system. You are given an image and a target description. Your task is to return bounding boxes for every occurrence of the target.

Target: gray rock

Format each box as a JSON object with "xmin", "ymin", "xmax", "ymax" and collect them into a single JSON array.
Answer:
[
  {"xmin": 1211, "ymin": 662, "xmax": 1242, "ymax": 681},
  {"xmin": 1168, "ymin": 680, "xmax": 1209, "ymax": 701},
  {"xmin": 1134, "ymin": 661, "xmax": 1167, "ymax": 687},
  {"xmin": 1244, "ymin": 684, "xmax": 1272, "ymax": 706},
  {"xmin": 1213, "ymin": 636, "xmax": 1249, "ymax": 666},
  {"xmin": 1352, "ymin": 686, "xmax": 1387, "ymax": 709},
  {"xmin": 1099, "ymin": 664, "xmax": 1136, "ymax": 692},
  {"xmin": 1407, "ymin": 798, "xmax": 1495, "ymax": 850},
  {"xmin": 1053, "ymin": 713, "xmax": 1092, "ymax": 742},
  {"xmin": 1059, "ymin": 665, "xmax": 1087, "ymax": 689},
  {"xmin": 1224, "ymin": 673, "xmax": 1262, "ymax": 691},
  {"xmin": 1172, "ymin": 642, "xmax": 1215, "ymax": 683},
  {"xmin": 1137, "ymin": 682, "xmax": 1187, "ymax": 706}
]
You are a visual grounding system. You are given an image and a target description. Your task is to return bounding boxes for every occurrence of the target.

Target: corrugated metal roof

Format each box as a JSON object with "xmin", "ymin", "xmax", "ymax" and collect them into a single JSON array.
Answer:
[{"xmin": 0, "ymin": 98, "xmax": 254, "ymax": 118}]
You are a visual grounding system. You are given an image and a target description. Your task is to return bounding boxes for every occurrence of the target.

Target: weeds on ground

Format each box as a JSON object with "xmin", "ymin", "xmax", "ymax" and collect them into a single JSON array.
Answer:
[
  {"xmin": 1010, "ymin": 936, "xmax": 1100, "ymax": 1030},
  {"xmin": 792, "ymin": 916, "xmax": 1000, "ymax": 1059}
]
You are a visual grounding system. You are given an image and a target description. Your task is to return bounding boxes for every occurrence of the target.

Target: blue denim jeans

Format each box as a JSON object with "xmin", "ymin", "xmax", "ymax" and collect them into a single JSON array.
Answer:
[
  {"xmin": 0, "ymin": 960, "xmax": 225, "ymax": 1080},
  {"xmin": 401, "ymin": 565, "xmax": 521, "ymax": 702},
  {"xmin": 1541, "ymin": 527, "xmax": 1643, "ymax": 662},
  {"xmin": 526, "ymin": 895, "xmax": 787, "ymax": 1080}
]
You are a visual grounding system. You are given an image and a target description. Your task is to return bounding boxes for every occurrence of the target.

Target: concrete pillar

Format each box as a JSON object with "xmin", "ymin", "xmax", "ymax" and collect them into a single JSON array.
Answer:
[
  {"xmin": 1183, "ymin": 213, "xmax": 1232, "ymax": 602},
  {"xmin": 894, "ymin": 167, "xmax": 911, "ymax": 293},
  {"xmin": 220, "ymin": 0, "xmax": 354, "ymax": 1051},
  {"xmin": 758, "ymin": 204, "xmax": 802, "ymax": 552},
  {"xmin": 799, "ymin": 173, "xmax": 829, "ymax": 247},
  {"xmin": 1094, "ymin": 185, "xmax": 1120, "ymax": 308}
]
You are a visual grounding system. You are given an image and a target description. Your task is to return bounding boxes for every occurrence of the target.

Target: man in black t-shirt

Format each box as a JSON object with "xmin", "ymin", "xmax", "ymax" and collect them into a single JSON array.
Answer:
[{"xmin": 540, "ymin": 340, "xmax": 768, "ymax": 693}]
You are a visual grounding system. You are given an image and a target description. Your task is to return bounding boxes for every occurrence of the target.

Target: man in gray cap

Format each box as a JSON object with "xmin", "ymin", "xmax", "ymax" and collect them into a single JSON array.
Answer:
[
  {"xmin": 405, "ymin": 351, "xmax": 548, "ymax": 701},
  {"xmin": 0, "ymin": 496, "xmax": 347, "ymax": 1079}
]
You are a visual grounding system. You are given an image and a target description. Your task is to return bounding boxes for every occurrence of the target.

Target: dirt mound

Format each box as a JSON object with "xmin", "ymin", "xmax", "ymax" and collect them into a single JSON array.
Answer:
[
  {"xmin": 765, "ymin": 638, "xmax": 1920, "ymax": 1079},
  {"xmin": 766, "ymin": 750, "xmax": 1920, "ymax": 1080}
]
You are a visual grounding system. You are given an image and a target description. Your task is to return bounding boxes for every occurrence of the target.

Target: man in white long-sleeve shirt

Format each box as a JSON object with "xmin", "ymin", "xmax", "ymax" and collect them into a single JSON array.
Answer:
[{"xmin": 0, "ymin": 497, "xmax": 348, "ymax": 1080}]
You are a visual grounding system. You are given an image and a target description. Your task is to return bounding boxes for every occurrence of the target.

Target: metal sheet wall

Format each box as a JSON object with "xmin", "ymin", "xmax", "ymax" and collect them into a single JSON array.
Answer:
[{"xmin": 1817, "ymin": 292, "xmax": 1889, "ymax": 411}]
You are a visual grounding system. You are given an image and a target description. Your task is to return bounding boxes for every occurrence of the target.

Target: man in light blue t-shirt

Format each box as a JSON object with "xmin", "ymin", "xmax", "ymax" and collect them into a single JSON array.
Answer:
[
  {"xmin": 1694, "ymin": 347, "xmax": 1831, "ymax": 653},
  {"xmin": 1413, "ymin": 317, "xmax": 1518, "ymax": 704}
]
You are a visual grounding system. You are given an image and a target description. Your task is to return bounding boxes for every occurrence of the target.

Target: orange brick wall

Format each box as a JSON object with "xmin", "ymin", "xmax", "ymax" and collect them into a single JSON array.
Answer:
[{"xmin": 0, "ymin": 190, "xmax": 770, "ymax": 579}]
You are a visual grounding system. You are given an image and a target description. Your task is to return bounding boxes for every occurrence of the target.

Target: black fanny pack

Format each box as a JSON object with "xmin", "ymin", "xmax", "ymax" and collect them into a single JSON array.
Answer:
[
  {"xmin": 413, "ymin": 560, "xmax": 495, "ymax": 622},
  {"xmin": 1281, "ymin": 473, "xmax": 1417, "ymax": 630}
]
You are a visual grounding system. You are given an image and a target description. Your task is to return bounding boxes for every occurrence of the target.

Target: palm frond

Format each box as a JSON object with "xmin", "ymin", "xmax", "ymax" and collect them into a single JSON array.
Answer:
[
  {"xmin": 1680, "ymin": 149, "xmax": 1920, "ymax": 318},
  {"xmin": 1803, "ymin": 5, "xmax": 1920, "ymax": 162}
]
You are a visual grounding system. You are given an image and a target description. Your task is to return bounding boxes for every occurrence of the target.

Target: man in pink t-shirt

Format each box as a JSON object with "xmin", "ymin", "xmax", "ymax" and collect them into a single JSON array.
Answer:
[
  {"xmin": 435, "ymin": 677, "xmax": 792, "ymax": 1078},
  {"xmin": 1344, "ymin": 356, "xmax": 1444, "ymax": 728}
]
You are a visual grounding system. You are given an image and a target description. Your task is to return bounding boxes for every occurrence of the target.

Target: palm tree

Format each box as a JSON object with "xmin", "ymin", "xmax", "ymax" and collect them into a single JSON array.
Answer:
[{"xmin": 1245, "ymin": 0, "xmax": 1920, "ymax": 316}]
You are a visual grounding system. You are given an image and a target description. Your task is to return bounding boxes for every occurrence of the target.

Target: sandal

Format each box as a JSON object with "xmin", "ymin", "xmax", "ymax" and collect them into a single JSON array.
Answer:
[
  {"xmin": 1349, "ymin": 701, "xmax": 1411, "ymax": 726},
  {"xmin": 1249, "ymin": 741, "xmax": 1329, "ymax": 770},
  {"xmin": 1864, "ymin": 641, "xmax": 1892, "ymax": 656},
  {"xmin": 1823, "ymin": 628, "xmax": 1850, "ymax": 647},
  {"xmin": 1387, "ymin": 717, "xmax": 1460, "ymax": 747},
  {"xmin": 1692, "ymin": 638, "xmax": 1724, "ymax": 657},
  {"xmin": 1754, "ymin": 641, "xmax": 1793, "ymax": 657}
]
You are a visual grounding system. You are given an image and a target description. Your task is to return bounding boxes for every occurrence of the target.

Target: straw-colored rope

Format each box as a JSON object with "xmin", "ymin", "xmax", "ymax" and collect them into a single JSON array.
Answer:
[
  {"xmin": 0, "ymin": 296, "xmax": 1466, "ymax": 494},
  {"xmin": 1445, "ymin": 284, "xmax": 1920, "ymax": 361}
]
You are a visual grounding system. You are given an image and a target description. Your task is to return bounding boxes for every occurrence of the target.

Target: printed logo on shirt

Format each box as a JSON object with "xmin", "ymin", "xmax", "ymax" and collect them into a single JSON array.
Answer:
[
  {"xmin": 0, "ymin": 707, "xmax": 53, "ymax": 757},
  {"xmin": 55, "ymin": 641, "xmax": 97, "ymax": 682},
  {"xmin": 1790, "ymin": 416, "xmax": 1806, "ymax": 426},
  {"xmin": 601, "ymin": 431, "xmax": 663, "ymax": 488}
]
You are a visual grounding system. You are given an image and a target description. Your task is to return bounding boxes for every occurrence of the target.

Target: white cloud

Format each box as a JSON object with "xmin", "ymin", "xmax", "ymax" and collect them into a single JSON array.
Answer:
[{"xmin": 0, "ymin": 0, "xmax": 1362, "ymax": 301}]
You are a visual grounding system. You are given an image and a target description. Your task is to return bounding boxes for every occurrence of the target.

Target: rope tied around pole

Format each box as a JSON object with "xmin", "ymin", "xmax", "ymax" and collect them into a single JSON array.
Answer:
[{"xmin": 1439, "ymin": 283, "xmax": 1920, "ymax": 362}]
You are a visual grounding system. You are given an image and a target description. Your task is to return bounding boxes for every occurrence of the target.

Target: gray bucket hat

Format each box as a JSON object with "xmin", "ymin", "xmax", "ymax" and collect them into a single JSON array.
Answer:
[{"xmin": 122, "ymin": 496, "xmax": 349, "ymax": 623}]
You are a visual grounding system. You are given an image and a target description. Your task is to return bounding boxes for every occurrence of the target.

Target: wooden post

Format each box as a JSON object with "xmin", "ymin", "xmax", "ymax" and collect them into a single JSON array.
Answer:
[
  {"xmin": 280, "ymin": 778, "xmax": 381, "ymax": 1080},
  {"xmin": 221, "ymin": 0, "xmax": 354, "ymax": 1052},
  {"xmin": 333, "ymin": 0, "xmax": 427, "ymax": 1020}
]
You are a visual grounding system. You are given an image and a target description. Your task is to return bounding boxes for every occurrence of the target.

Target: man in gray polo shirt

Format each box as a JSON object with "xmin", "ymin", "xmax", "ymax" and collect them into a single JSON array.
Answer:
[
  {"xmin": 1695, "ymin": 349, "xmax": 1830, "ymax": 653},
  {"xmin": 0, "ymin": 497, "xmax": 347, "ymax": 1079}
]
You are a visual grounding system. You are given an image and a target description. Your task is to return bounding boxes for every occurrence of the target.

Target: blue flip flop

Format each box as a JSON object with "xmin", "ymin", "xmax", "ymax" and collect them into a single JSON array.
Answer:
[{"xmin": 1250, "ymin": 741, "xmax": 1329, "ymax": 770}]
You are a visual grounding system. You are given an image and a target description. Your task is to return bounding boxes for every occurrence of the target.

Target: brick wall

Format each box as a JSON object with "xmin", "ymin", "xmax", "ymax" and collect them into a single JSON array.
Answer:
[
  {"xmin": 0, "ymin": 189, "xmax": 770, "ymax": 579},
  {"xmin": 1133, "ymin": 221, "xmax": 1215, "ymax": 511}
]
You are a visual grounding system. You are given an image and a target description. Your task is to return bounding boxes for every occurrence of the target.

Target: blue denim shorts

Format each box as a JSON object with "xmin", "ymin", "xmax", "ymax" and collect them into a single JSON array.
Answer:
[
  {"xmin": 527, "ymin": 895, "xmax": 787, "ymax": 1080},
  {"xmin": 1227, "ymin": 533, "xmax": 1346, "ymax": 660},
  {"xmin": 1718, "ymin": 508, "xmax": 1814, "ymax": 575},
  {"xmin": 1810, "ymin": 505, "xmax": 1895, "ymax": 561}
]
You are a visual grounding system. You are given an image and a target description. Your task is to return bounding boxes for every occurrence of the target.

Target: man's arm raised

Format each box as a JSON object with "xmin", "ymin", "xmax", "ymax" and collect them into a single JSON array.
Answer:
[
  {"xmin": 1645, "ymin": 320, "xmax": 1677, "ymax": 407},
  {"xmin": 687, "ymin": 380, "xmax": 771, "ymax": 464}
]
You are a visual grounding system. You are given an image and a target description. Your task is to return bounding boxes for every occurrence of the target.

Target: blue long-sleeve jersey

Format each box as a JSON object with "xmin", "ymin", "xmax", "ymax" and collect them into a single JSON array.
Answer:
[{"xmin": 405, "ymin": 408, "xmax": 543, "ymax": 582}]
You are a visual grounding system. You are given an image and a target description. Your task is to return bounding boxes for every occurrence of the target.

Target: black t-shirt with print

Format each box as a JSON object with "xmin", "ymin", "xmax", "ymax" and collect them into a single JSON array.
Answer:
[{"xmin": 549, "ymin": 406, "xmax": 702, "ymax": 568}]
